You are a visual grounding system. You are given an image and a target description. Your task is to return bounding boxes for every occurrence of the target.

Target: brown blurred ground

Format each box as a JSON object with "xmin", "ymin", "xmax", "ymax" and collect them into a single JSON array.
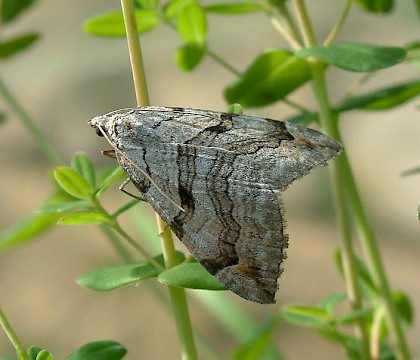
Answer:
[{"xmin": 1, "ymin": 1, "xmax": 419, "ymax": 359}]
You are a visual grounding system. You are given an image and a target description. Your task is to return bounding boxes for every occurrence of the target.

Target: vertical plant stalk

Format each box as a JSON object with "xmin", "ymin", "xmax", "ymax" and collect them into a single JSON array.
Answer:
[
  {"xmin": 0, "ymin": 76, "xmax": 62, "ymax": 166},
  {"xmin": 293, "ymin": 1, "xmax": 370, "ymax": 357},
  {"xmin": 0, "ymin": 307, "xmax": 30, "ymax": 360},
  {"xmin": 293, "ymin": 1, "xmax": 410, "ymax": 357},
  {"xmin": 119, "ymin": 1, "xmax": 197, "ymax": 359}
]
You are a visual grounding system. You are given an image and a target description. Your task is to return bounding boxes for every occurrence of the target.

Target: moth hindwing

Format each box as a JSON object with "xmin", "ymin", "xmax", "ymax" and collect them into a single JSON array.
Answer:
[{"xmin": 89, "ymin": 106, "xmax": 342, "ymax": 304}]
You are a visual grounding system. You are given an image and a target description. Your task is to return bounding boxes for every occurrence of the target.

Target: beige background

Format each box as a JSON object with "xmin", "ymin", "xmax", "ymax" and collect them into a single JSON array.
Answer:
[{"xmin": 1, "ymin": 1, "xmax": 419, "ymax": 359}]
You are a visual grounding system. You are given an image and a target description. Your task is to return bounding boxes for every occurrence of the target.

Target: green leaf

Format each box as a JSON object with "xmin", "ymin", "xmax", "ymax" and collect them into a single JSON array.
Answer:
[
  {"xmin": 1, "ymin": 0, "xmax": 37, "ymax": 22},
  {"xmin": 158, "ymin": 262, "xmax": 227, "ymax": 290},
  {"xmin": 335, "ymin": 307, "xmax": 374, "ymax": 325},
  {"xmin": 35, "ymin": 350, "xmax": 53, "ymax": 360},
  {"xmin": 163, "ymin": 0, "xmax": 197, "ymax": 19},
  {"xmin": 83, "ymin": 10, "xmax": 160, "ymax": 37},
  {"xmin": 0, "ymin": 33, "xmax": 39, "ymax": 59},
  {"xmin": 71, "ymin": 152, "xmax": 96, "ymax": 190},
  {"xmin": 135, "ymin": 0, "xmax": 158, "ymax": 11},
  {"xmin": 415, "ymin": 0, "xmax": 420, "ymax": 19},
  {"xmin": 38, "ymin": 200, "xmax": 90, "ymax": 214},
  {"xmin": 174, "ymin": 43, "xmax": 204, "ymax": 71},
  {"xmin": 95, "ymin": 166, "xmax": 126, "ymax": 197},
  {"xmin": 58, "ymin": 211, "xmax": 111, "ymax": 225},
  {"xmin": 295, "ymin": 42, "xmax": 406, "ymax": 72},
  {"xmin": 355, "ymin": 0, "xmax": 394, "ymax": 13},
  {"xmin": 337, "ymin": 80, "xmax": 420, "ymax": 111},
  {"xmin": 393, "ymin": 291, "xmax": 414, "ymax": 326},
  {"xmin": 54, "ymin": 167, "xmax": 93, "ymax": 200},
  {"xmin": 401, "ymin": 166, "xmax": 420, "ymax": 177},
  {"xmin": 233, "ymin": 317, "xmax": 280, "ymax": 360},
  {"xmin": 0, "ymin": 112, "xmax": 7, "ymax": 123},
  {"xmin": 66, "ymin": 340, "xmax": 126, "ymax": 360},
  {"xmin": 225, "ymin": 49, "xmax": 311, "ymax": 107},
  {"xmin": 0, "ymin": 212, "xmax": 62, "ymax": 249},
  {"xmin": 204, "ymin": 3, "xmax": 264, "ymax": 15},
  {"xmin": 28, "ymin": 346, "xmax": 47, "ymax": 360},
  {"xmin": 0, "ymin": 190, "xmax": 79, "ymax": 248},
  {"xmin": 318, "ymin": 293, "xmax": 346, "ymax": 314},
  {"xmin": 226, "ymin": 103, "xmax": 243, "ymax": 115},
  {"xmin": 281, "ymin": 305, "xmax": 330, "ymax": 328},
  {"xmin": 177, "ymin": 4, "xmax": 207, "ymax": 45},
  {"xmin": 77, "ymin": 253, "xmax": 185, "ymax": 291}
]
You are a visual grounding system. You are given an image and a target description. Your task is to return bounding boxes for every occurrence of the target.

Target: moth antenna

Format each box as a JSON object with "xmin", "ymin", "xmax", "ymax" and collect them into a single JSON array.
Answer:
[{"xmin": 96, "ymin": 124, "xmax": 185, "ymax": 213}]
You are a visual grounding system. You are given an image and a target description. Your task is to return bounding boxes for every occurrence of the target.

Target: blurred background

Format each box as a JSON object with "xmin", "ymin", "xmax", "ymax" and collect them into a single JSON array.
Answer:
[{"xmin": 0, "ymin": 1, "xmax": 419, "ymax": 359}]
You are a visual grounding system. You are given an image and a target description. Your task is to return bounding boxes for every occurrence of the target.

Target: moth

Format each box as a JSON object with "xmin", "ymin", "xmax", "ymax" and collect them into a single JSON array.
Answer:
[{"xmin": 89, "ymin": 106, "xmax": 342, "ymax": 304}]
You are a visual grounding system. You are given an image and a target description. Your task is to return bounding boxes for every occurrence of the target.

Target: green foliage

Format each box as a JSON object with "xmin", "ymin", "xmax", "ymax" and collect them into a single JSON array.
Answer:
[
  {"xmin": 77, "ymin": 253, "xmax": 184, "ymax": 291},
  {"xmin": 225, "ymin": 49, "xmax": 311, "ymax": 107},
  {"xmin": 0, "ymin": 33, "xmax": 39, "ymax": 59},
  {"xmin": 158, "ymin": 262, "xmax": 227, "ymax": 290},
  {"xmin": 65, "ymin": 340, "xmax": 127, "ymax": 360},
  {"xmin": 0, "ymin": 0, "xmax": 37, "ymax": 22},
  {"xmin": 295, "ymin": 42, "xmax": 406, "ymax": 72}
]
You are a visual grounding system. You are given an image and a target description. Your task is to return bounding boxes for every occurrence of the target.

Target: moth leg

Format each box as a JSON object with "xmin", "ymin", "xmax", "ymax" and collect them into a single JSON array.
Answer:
[
  {"xmin": 102, "ymin": 149, "xmax": 116, "ymax": 158},
  {"xmin": 119, "ymin": 178, "xmax": 145, "ymax": 201}
]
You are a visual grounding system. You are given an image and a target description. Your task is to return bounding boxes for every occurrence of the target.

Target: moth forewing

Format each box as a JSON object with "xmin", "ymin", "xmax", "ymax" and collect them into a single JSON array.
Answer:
[{"xmin": 89, "ymin": 106, "xmax": 342, "ymax": 304}]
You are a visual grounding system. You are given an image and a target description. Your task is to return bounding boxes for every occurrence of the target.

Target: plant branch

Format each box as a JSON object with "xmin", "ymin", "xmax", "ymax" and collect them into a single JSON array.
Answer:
[
  {"xmin": 309, "ymin": 60, "xmax": 371, "ymax": 359},
  {"xmin": 0, "ymin": 307, "xmax": 30, "ymax": 360},
  {"xmin": 323, "ymin": 0, "xmax": 354, "ymax": 46},
  {"xmin": 120, "ymin": 1, "xmax": 197, "ymax": 358}
]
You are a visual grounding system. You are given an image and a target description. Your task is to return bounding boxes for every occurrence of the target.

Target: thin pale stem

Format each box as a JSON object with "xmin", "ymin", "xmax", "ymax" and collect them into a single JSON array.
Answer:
[
  {"xmin": 323, "ymin": 0, "xmax": 354, "ymax": 46},
  {"xmin": 0, "ymin": 307, "xmax": 30, "ymax": 360},
  {"xmin": 120, "ymin": 0, "xmax": 149, "ymax": 107},
  {"xmin": 0, "ymin": 76, "xmax": 62, "ymax": 166},
  {"xmin": 293, "ymin": 0, "xmax": 317, "ymax": 47},
  {"xmin": 310, "ymin": 60, "xmax": 371, "ymax": 359},
  {"xmin": 206, "ymin": 49, "xmax": 241, "ymax": 76},
  {"xmin": 120, "ymin": 1, "xmax": 197, "ymax": 358}
]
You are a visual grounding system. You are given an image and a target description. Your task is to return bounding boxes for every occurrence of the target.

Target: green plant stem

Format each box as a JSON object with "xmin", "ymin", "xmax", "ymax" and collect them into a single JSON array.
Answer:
[
  {"xmin": 120, "ymin": 0, "xmax": 149, "ymax": 107},
  {"xmin": 294, "ymin": 3, "xmax": 410, "ymax": 358},
  {"xmin": 340, "ymin": 149, "xmax": 410, "ymax": 360},
  {"xmin": 0, "ymin": 307, "xmax": 30, "ymax": 360},
  {"xmin": 323, "ymin": 0, "xmax": 353, "ymax": 46},
  {"xmin": 0, "ymin": 76, "xmax": 62, "ymax": 166},
  {"xmin": 293, "ymin": 0, "xmax": 317, "ymax": 47},
  {"xmin": 120, "ymin": 1, "xmax": 197, "ymax": 358},
  {"xmin": 277, "ymin": 2, "xmax": 302, "ymax": 45},
  {"xmin": 310, "ymin": 60, "xmax": 410, "ymax": 360},
  {"xmin": 310, "ymin": 60, "xmax": 370, "ymax": 360},
  {"xmin": 206, "ymin": 49, "xmax": 241, "ymax": 76},
  {"xmin": 100, "ymin": 225, "xmax": 134, "ymax": 262}
]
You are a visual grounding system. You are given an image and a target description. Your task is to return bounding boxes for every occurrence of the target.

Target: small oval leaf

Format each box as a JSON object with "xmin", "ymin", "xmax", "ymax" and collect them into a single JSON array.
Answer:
[
  {"xmin": 158, "ymin": 262, "xmax": 227, "ymax": 291},
  {"xmin": 174, "ymin": 43, "xmax": 204, "ymax": 71},
  {"xmin": 295, "ymin": 42, "xmax": 406, "ymax": 72},
  {"xmin": 204, "ymin": 3, "xmax": 264, "ymax": 15},
  {"xmin": 0, "ymin": 33, "xmax": 39, "ymax": 59},
  {"xmin": 83, "ymin": 10, "xmax": 159, "ymax": 37},
  {"xmin": 225, "ymin": 49, "xmax": 311, "ymax": 107},
  {"xmin": 71, "ymin": 152, "xmax": 96, "ymax": 190},
  {"xmin": 78, "ymin": 256, "xmax": 163, "ymax": 291},
  {"xmin": 1, "ymin": 0, "xmax": 37, "ymax": 22},
  {"xmin": 281, "ymin": 305, "xmax": 330, "ymax": 328},
  {"xmin": 356, "ymin": 0, "xmax": 393, "ymax": 13},
  {"xmin": 54, "ymin": 167, "xmax": 93, "ymax": 200},
  {"xmin": 58, "ymin": 211, "xmax": 111, "ymax": 225},
  {"xmin": 0, "ymin": 212, "xmax": 62, "ymax": 249},
  {"xmin": 177, "ymin": 4, "xmax": 207, "ymax": 45},
  {"xmin": 337, "ymin": 80, "xmax": 420, "ymax": 111},
  {"xmin": 66, "ymin": 340, "xmax": 126, "ymax": 360}
]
